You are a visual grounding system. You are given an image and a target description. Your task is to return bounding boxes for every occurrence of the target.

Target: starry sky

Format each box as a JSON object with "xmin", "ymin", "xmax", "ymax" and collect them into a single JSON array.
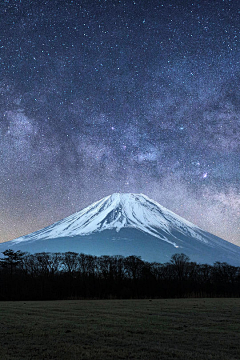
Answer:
[{"xmin": 1, "ymin": 0, "xmax": 240, "ymax": 245}]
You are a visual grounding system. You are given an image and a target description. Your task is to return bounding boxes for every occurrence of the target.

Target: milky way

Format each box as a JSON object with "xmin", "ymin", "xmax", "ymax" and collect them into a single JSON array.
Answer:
[{"xmin": 0, "ymin": 0, "xmax": 240, "ymax": 245}]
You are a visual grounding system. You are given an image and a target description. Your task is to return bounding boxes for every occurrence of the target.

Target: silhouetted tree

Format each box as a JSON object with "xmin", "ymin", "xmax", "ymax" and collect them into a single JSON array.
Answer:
[
  {"xmin": 124, "ymin": 256, "xmax": 144, "ymax": 281},
  {"xmin": 0, "ymin": 250, "xmax": 26, "ymax": 276},
  {"xmin": 170, "ymin": 253, "xmax": 190, "ymax": 281},
  {"xmin": 63, "ymin": 252, "xmax": 79, "ymax": 274},
  {"xmin": 1, "ymin": 250, "xmax": 240, "ymax": 300}
]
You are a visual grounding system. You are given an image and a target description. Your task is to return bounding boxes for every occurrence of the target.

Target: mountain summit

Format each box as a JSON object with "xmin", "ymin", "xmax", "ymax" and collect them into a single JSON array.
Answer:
[
  {"xmin": 1, "ymin": 193, "xmax": 240, "ymax": 265},
  {"xmin": 13, "ymin": 193, "xmax": 202, "ymax": 247}
]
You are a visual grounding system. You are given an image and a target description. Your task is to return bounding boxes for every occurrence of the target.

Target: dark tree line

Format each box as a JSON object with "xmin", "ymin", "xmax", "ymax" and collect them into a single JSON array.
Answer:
[{"xmin": 0, "ymin": 250, "xmax": 240, "ymax": 300}]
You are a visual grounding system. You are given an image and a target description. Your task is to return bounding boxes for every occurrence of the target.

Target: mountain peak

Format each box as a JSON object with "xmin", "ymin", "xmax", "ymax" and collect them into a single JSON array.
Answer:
[
  {"xmin": 3, "ymin": 192, "xmax": 240, "ymax": 265},
  {"xmin": 12, "ymin": 192, "xmax": 200, "ymax": 247},
  {"xmin": 105, "ymin": 192, "xmax": 148, "ymax": 203}
]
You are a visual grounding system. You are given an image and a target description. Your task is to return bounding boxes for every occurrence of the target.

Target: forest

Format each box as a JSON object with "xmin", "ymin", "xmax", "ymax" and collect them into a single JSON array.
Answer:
[{"xmin": 1, "ymin": 250, "xmax": 240, "ymax": 300}]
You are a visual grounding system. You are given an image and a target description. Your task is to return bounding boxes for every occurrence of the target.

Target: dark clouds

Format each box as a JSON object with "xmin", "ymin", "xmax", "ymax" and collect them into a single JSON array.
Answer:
[{"xmin": 0, "ymin": 0, "xmax": 240, "ymax": 244}]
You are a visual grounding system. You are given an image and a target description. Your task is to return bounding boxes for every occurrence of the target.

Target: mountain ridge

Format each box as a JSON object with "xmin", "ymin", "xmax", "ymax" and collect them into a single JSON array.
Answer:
[
  {"xmin": 12, "ymin": 193, "xmax": 203, "ymax": 245},
  {"xmin": 1, "ymin": 193, "xmax": 240, "ymax": 265}
]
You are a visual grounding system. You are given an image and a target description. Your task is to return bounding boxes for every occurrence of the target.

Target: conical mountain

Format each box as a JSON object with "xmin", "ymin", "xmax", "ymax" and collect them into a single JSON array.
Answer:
[{"xmin": 1, "ymin": 193, "xmax": 239, "ymax": 265}]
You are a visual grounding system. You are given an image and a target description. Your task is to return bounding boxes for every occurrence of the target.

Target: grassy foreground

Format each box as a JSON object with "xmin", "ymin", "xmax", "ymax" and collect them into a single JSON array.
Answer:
[{"xmin": 0, "ymin": 299, "xmax": 240, "ymax": 360}]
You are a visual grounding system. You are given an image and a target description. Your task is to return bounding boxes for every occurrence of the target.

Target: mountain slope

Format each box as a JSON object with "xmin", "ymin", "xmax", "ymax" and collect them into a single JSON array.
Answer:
[{"xmin": 1, "ymin": 193, "xmax": 240, "ymax": 265}]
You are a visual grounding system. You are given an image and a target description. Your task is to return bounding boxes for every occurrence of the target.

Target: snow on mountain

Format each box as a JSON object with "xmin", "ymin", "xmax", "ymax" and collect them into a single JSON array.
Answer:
[
  {"xmin": 1, "ymin": 193, "xmax": 240, "ymax": 265},
  {"xmin": 12, "ymin": 193, "xmax": 202, "ymax": 245}
]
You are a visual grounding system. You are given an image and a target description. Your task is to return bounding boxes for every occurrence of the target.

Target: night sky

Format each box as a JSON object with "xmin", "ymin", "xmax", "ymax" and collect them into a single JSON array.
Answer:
[{"xmin": 1, "ymin": 0, "xmax": 240, "ymax": 245}]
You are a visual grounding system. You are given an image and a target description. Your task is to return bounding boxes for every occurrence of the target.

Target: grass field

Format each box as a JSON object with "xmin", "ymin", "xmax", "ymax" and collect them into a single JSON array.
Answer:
[{"xmin": 0, "ymin": 298, "xmax": 240, "ymax": 360}]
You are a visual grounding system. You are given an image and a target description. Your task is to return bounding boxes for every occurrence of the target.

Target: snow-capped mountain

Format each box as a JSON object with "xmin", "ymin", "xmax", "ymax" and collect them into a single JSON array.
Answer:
[
  {"xmin": 11, "ymin": 193, "xmax": 204, "ymax": 247},
  {"xmin": 1, "ymin": 193, "xmax": 240, "ymax": 265}
]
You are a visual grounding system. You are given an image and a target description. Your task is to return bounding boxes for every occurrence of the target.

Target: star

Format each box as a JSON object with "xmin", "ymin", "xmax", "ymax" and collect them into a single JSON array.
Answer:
[{"xmin": 0, "ymin": 0, "xmax": 239, "ymax": 246}]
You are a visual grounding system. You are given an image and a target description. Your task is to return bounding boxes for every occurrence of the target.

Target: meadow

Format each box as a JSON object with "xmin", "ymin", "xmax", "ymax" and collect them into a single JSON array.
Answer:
[{"xmin": 0, "ymin": 298, "xmax": 240, "ymax": 360}]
